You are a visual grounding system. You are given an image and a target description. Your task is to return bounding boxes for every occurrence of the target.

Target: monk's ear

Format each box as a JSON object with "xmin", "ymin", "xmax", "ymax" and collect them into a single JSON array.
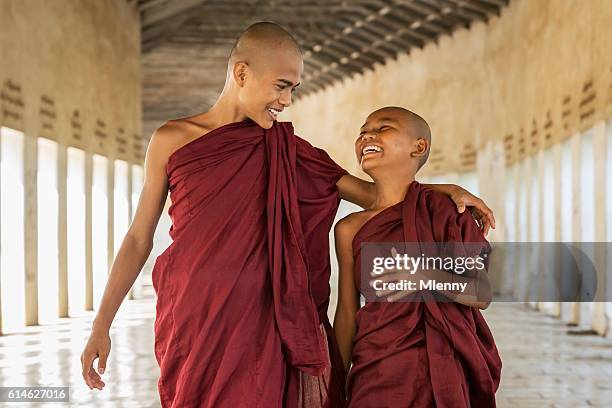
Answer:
[
  {"xmin": 410, "ymin": 138, "xmax": 428, "ymax": 159},
  {"xmin": 232, "ymin": 61, "xmax": 248, "ymax": 87}
]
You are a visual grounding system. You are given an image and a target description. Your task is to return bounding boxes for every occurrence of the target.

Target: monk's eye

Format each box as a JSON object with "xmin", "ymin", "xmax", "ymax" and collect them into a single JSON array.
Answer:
[{"xmin": 275, "ymin": 84, "xmax": 285, "ymax": 91}]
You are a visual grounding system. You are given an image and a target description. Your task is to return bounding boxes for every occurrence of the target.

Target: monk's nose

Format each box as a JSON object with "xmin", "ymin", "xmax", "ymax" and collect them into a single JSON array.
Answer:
[
  {"xmin": 279, "ymin": 91, "xmax": 292, "ymax": 107},
  {"xmin": 361, "ymin": 132, "xmax": 375, "ymax": 141}
]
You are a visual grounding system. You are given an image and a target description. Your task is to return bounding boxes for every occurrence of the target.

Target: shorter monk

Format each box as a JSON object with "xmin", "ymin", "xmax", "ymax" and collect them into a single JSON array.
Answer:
[{"xmin": 333, "ymin": 107, "xmax": 502, "ymax": 407}]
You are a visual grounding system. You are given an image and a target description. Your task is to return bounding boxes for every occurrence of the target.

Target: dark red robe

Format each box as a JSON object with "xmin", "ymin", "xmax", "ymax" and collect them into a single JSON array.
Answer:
[
  {"xmin": 349, "ymin": 181, "xmax": 502, "ymax": 408},
  {"xmin": 151, "ymin": 119, "xmax": 347, "ymax": 407}
]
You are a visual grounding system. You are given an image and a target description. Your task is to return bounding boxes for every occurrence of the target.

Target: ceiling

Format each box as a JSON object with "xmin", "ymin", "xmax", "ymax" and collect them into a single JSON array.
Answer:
[{"xmin": 139, "ymin": 0, "xmax": 508, "ymax": 136}]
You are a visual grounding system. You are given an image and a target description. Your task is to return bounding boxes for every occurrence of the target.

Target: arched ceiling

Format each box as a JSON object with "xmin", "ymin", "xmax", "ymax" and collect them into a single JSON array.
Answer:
[{"xmin": 139, "ymin": 0, "xmax": 508, "ymax": 136}]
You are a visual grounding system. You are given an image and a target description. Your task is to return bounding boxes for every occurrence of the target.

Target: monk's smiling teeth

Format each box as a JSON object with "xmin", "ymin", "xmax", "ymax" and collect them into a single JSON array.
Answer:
[
  {"xmin": 267, "ymin": 108, "xmax": 281, "ymax": 120},
  {"xmin": 362, "ymin": 145, "xmax": 383, "ymax": 155}
]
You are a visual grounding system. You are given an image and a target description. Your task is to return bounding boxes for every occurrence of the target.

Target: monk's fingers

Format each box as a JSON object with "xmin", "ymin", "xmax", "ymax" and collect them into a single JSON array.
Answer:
[
  {"xmin": 387, "ymin": 291, "xmax": 413, "ymax": 302},
  {"xmin": 374, "ymin": 288, "xmax": 414, "ymax": 302},
  {"xmin": 370, "ymin": 266, "xmax": 410, "ymax": 278},
  {"xmin": 81, "ymin": 352, "xmax": 97, "ymax": 390},
  {"xmin": 449, "ymin": 187, "xmax": 470, "ymax": 213},
  {"xmin": 86, "ymin": 363, "xmax": 103, "ymax": 388},
  {"xmin": 371, "ymin": 268, "xmax": 428, "ymax": 280},
  {"xmin": 485, "ymin": 206, "xmax": 496, "ymax": 230},
  {"xmin": 81, "ymin": 348, "xmax": 107, "ymax": 391},
  {"xmin": 470, "ymin": 207, "xmax": 494, "ymax": 235},
  {"xmin": 471, "ymin": 200, "xmax": 496, "ymax": 229},
  {"xmin": 375, "ymin": 288, "xmax": 398, "ymax": 297},
  {"xmin": 453, "ymin": 196, "xmax": 467, "ymax": 213},
  {"xmin": 479, "ymin": 206, "xmax": 496, "ymax": 231},
  {"xmin": 88, "ymin": 366, "xmax": 105, "ymax": 390},
  {"xmin": 80, "ymin": 351, "xmax": 93, "ymax": 380},
  {"xmin": 88, "ymin": 364, "xmax": 101, "ymax": 382},
  {"xmin": 482, "ymin": 218, "xmax": 491, "ymax": 236},
  {"xmin": 97, "ymin": 350, "xmax": 108, "ymax": 376},
  {"xmin": 469, "ymin": 207, "xmax": 485, "ymax": 230},
  {"xmin": 370, "ymin": 271, "xmax": 413, "ymax": 283},
  {"xmin": 369, "ymin": 249, "xmax": 403, "ymax": 277},
  {"xmin": 478, "ymin": 211, "xmax": 492, "ymax": 235}
]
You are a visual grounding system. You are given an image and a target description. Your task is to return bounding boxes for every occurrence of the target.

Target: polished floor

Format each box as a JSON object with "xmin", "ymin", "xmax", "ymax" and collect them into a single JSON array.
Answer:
[
  {"xmin": 492, "ymin": 304, "xmax": 612, "ymax": 407},
  {"xmin": 1, "ymin": 299, "xmax": 611, "ymax": 407},
  {"xmin": 0, "ymin": 298, "xmax": 160, "ymax": 407}
]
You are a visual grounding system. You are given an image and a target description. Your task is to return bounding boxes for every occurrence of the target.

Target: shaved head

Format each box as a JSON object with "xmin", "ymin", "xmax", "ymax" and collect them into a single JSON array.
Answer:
[
  {"xmin": 223, "ymin": 22, "xmax": 303, "ymax": 129},
  {"xmin": 369, "ymin": 106, "xmax": 431, "ymax": 169},
  {"xmin": 229, "ymin": 22, "xmax": 302, "ymax": 72}
]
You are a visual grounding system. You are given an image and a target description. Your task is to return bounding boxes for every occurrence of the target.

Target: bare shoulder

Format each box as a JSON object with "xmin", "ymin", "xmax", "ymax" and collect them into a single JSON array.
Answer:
[
  {"xmin": 334, "ymin": 211, "xmax": 371, "ymax": 243},
  {"xmin": 147, "ymin": 117, "xmax": 212, "ymax": 163},
  {"xmin": 147, "ymin": 121, "xmax": 184, "ymax": 159}
]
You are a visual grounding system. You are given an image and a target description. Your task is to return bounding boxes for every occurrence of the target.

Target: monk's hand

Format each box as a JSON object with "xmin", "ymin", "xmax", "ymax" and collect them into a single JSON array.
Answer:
[
  {"xmin": 80, "ymin": 328, "xmax": 111, "ymax": 391},
  {"xmin": 369, "ymin": 248, "xmax": 425, "ymax": 302},
  {"xmin": 448, "ymin": 185, "xmax": 496, "ymax": 235}
]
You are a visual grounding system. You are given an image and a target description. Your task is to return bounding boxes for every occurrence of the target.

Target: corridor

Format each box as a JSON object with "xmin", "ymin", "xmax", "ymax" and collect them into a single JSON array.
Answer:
[
  {"xmin": 1, "ymin": 299, "xmax": 611, "ymax": 407},
  {"xmin": 2, "ymin": 0, "xmax": 611, "ymax": 406}
]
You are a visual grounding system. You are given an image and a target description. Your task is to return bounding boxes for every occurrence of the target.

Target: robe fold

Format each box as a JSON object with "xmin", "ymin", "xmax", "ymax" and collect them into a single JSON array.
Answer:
[
  {"xmin": 151, "ymin": 119, "xmax": 348, "ymax": 407},
  {"xmin": 348, "ymin": 181, "xmax": 502, "ymax": 408}
]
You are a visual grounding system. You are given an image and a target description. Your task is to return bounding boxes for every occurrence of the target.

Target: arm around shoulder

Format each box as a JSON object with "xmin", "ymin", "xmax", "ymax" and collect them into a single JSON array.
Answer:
[{"xmin": 336, "ymin": 174, "xmax": 376, "ymax": 209}]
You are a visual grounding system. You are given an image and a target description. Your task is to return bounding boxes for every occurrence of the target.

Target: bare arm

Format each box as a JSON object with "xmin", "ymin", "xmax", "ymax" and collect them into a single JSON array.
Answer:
[
  {"xmin": 336, "ymin": 175, "xmax": 496, "ymax": 234},
  {"xmin": 90, "ymin": 140, "xmax": 169, "ymax": 331},
  {"xmin": 332, "ymin": 218, "xmax": 361, "ymax": 372},
  {"xmin": 81, "ymin": 123, "xmax": 179, "ymax": 390},
  {"xmin": 336, "ymin": 174, "xmax": 375, "ymax": 209}
]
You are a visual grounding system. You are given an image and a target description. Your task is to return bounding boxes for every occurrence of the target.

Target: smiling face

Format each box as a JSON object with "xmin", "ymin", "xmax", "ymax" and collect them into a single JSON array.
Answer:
[
  {"xmin": 355, "ymin": 107, "xmax": 430, "ymax": 176},
  {"xmin": 235, "ymin": 48, "xmax": 302, "ymax": 129}
]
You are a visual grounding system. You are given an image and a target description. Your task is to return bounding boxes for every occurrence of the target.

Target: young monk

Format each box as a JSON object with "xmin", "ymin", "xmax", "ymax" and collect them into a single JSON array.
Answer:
[
  {"xmin": 80, "ymin": 23, "xmax": 496, "ymax": 407},
  {"xmin": 333, "ymin": 107, "xmax": 502, "ymax": 407}
]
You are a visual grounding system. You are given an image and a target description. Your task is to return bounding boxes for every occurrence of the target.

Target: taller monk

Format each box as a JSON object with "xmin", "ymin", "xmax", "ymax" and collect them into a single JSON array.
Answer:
[{"xmin": 80, "ymin": 22, "xmax": 496, "ymax": 407}]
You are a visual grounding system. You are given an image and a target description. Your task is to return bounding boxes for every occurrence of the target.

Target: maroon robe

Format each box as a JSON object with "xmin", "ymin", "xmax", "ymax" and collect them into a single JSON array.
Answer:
[
  {"xmin": 151, "ymin": 119, "xmax": 347, "ymax": 407},
  {"xmin": 349, "ymin": 181, "xmax": 502, "ymax": 408}
]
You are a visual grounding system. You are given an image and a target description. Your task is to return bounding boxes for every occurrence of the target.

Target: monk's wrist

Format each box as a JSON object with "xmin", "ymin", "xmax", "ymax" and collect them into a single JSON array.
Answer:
[{"xmin": 92, "ymin": 316, "xmax": 111, "ymax": 334}]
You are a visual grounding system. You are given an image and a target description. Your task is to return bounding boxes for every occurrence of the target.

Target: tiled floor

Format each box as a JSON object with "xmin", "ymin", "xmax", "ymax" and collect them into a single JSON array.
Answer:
[
  {"xmin": 487, "ymin": 303, "xmax": 612, "ymax": 408},
  {"xmin": 0, "ymin": 299, "xmax": 160, "ymax": 407},
  {"xmin": 1, "ymin": 300, "xmax": 611, "ymax": 407}
]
